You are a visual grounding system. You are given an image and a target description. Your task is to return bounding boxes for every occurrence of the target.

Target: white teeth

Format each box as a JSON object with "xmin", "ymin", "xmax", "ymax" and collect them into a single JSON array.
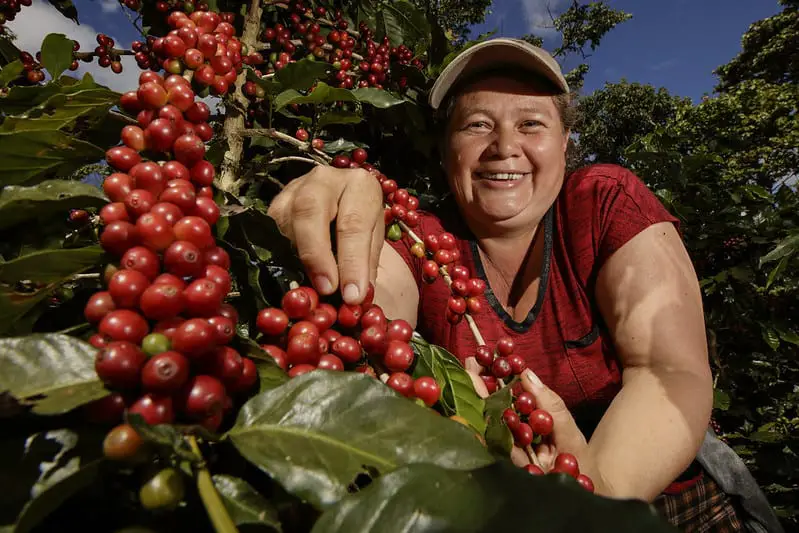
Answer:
[{"xmin": 479, "ymin": 172, "xmax": 526, "ymax": 181}]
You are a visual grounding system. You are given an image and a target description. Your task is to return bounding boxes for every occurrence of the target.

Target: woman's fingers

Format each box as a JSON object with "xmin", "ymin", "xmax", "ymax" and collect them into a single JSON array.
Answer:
[
  {"xmin": 288, "ymin": 179, "xmax": 339, "ymax": 295},
  {"xmin": 464, "ymin": 357, "xmax": 489, "ymax": 398},
  {"xmin": 510, "ymin": 446, "xmax": 530, "ymax": 467},
  {"xmin": 335, "ymin": 170, "xmax": 383, "ymax": 303}
]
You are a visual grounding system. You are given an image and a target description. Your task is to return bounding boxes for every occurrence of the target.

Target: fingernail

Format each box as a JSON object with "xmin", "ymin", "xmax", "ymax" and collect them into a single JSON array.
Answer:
[
  {"xmin": 342, "ymin": 283, "xmax": 360, "ymax": 304},
  {"xmin": 523, "ymin": 369, "xmax": 544, "ymax": 390},
  {"xmin": 315, "ymin": 276, "xmax": 333, "ymax": 295}
]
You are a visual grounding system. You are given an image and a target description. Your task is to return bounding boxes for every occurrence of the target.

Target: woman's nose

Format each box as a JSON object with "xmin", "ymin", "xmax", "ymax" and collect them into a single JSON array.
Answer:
[{"xmin": 485, "ymin": 126, "xmax": 522, "ymax": 160}]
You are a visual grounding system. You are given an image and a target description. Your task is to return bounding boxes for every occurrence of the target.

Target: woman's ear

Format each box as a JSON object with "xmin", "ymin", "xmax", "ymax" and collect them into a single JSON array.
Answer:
[{"xmin": 562, "ymin": 129, "xmax": 571, "ymax": 153}]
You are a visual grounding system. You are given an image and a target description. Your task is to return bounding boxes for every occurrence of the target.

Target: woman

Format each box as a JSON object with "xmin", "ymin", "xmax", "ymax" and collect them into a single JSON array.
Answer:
[{"xmin": 268, "ymin": 38, "xmax": 778, "ymax": 532}]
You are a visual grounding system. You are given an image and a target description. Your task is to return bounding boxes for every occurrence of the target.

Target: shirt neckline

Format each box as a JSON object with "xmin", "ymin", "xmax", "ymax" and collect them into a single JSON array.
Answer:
[{"xmin": 469, "ymin": 207, "xmax": 554, "ymax": 333}]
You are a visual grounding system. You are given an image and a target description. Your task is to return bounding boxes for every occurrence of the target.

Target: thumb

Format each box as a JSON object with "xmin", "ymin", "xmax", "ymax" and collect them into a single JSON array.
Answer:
[
  {"xmin": 465, "ymin": 357, "xmax": 489, "ymax": 398},
  {"xmin": 521, "ymin": 369, "xmax": 586, "ymax": 450}
]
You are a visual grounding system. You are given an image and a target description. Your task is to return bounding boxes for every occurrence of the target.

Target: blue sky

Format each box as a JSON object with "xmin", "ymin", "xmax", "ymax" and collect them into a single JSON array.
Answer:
[
  {"xmin": 470, "ymin": 0, "xmax": 782, "ymax": 102},
  {"xmin": 9, "ymin": 0, "xmax": 783, "ymax": 101}
]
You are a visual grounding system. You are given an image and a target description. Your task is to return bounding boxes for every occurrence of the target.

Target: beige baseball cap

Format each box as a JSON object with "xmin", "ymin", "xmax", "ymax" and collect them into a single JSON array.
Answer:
[{"xmin": 429, "ymin": 38, "xmax": 569, "ymax": 110}]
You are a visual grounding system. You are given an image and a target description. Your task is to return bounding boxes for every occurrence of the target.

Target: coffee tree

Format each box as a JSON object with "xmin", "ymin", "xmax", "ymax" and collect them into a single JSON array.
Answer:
[{"xmin": 0, "ymin": 1, "xmax": 676, "ymax": 532}]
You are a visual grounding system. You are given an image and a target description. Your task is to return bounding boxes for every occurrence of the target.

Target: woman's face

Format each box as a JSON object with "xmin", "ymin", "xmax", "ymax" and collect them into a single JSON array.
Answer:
[{"xmin": 443, "ymin": 75, "xmax": 569, "ymax": 235}]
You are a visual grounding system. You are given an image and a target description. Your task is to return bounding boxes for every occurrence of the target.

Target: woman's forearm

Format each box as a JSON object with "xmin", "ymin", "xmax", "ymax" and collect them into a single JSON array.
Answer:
[{"xmin": 582, "ymin": 365, "xmax": 713, "ymax": 502}]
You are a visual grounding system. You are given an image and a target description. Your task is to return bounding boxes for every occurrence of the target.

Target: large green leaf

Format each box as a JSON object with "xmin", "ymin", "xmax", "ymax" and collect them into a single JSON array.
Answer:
[
  {"xmin": 0, "ymin": 73, "xmax": 102, "ymax": 116},
  {"xmin": 275, "ymin": 58, "xmax": 332, "ymax": 91},
  {"xmin": 0, "ymin": 60, "xmax": 24, "ymax": 88},
  {"xmin": 317, "ymin": 110, "xmax": 363, "ymax": 128},
  {"xmin": 0, "ymin": 180, "xmax": 106, "ymax": 230},
  {"xmin": 227, "ymin": 371, "xmax": 494, "ymax": 509},
  {"xmin": 379, "ymin": 0, "xmax": 431, "ymax": 50},
  {"xmin": 483, "ymin": 383, "xmax": 514, "ymax": 456},
  {"xmin": 14, "ymin": 460, "xmax": 103, "ymax": 533},
  {"xmin": 0, "ymin": 87, "xmax": 119, "ymax": 133},
  {"xmin": 351, "ymin": 87, "xmax": 406, "ymax": 109},
  {"xmin": 0, "ymin": 334, "xmax": 106, "ymax": 415},
  {"xmin": 410, "ymin": 336, "xmax": 486, "ymax": 434},
  {"xmin": 312, "ymin": 462, "xmax": 677, "ymax": 533},
  {"xmin": 0, "ymin": 130, "xmax": 105, "ymax": 186},
  {"xmin": 39, "ymin": 34, "xmax": 75, "ymax": 81},
  {"xmin": 213, "ymin": 475, "xmax": 282, "ymax": 531},
  {"xmin": 760, "ymin": 231, "xmax": 799, "ymax": 265},
  {"xmin": 0, "ymin": 246, "xmax": 103, "ymax": 284},
  {"xmin": 274, "ymin": 82, "xmax": 357, "ymax": 111}
]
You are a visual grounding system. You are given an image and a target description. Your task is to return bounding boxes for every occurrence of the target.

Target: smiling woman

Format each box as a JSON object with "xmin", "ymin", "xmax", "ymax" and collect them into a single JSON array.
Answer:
[{"xmin": 266, "ymin": 37, "xmax": 781, "ymax": 532}]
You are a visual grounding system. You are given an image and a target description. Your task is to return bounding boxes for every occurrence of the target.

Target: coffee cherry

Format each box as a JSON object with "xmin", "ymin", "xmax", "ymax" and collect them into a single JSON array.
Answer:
[
  {"xmin": 103, "ymin": 424, "xmax": 144, "ymax": 461},
  {"xmin": 121, "ymin": 246, "xmax": 160, "ymax": 280},
  {"xmin": 386, "ymin": 372, "xmax": 414, "ymax": 397},
  {"xmin": 256, "ymin": 307, "xmax": 289, "ymax": 336},
  {"xmin": 99, "ymin": 309, "xmax": 149, "ymax": 343},
  {"xmin": 108, "ymin": 269, "xmax": 150, "ymax": 308},
  {"xmin": 85, "ymin": 392, "xmax": 127, "ymax": 424},
  {"xmin": 261, "ymin": 344, "xmax": 288, "ymax": 370},
  {"xmin": 183, "ymin": 278, "xmax": 224, "ymax": 317},
  {"xmin": 142, "ymin": 351, "xmax": 190, "ymax": 392},
  {"xmin": 317, "ymin": 353, "xmax": 344, "ymax": 371},
  {"xmin": 95, "ymin": 341, "xmax": 147, "ymax": 389},
  {"xmin": 552, "ymin": 453, "xmax": 580, "ymax": 478},
  {"xmin": 164, "ymin": 240, "xmax": 204, "ymax": 278},
  {"xmin": 286, "ymin": 333, "xmax": 320, "ymax": 366},
  {"xmin": 172, "ymin": 318, "xmax": 216, "ymax": 357},
  {"xmin": 141, "ymin": 332, "xmax": 171, "ymax": 356},
  {"xmin": 383, "ymin": 340, "xmax": 414, "ymax": 372},
  {"xmin": 281, "ymin": 288, "xmax": 313, "ymax": 319},
  {"xmin": 524, "ymin": 464, "xmax": 545, "ymax": 475},
  {"xmin": 507, "ymin": 354, "xmax": 526, "ymax": 374},
  {"xmin": 514, "ymin": 391, "xmax": 536, "ymax": 416},
  {"xmin": 512, "ymin": 421, "xmax": 534, "ymax": 447},
  {"xmin": 180, "ymin": 375, "xmax": 226, "ymax": 419},
  {"xmin": 576, "ymin": 474, "xmax": 595, "ymax": 492},
  {"xmin": 386, "ymin": 319, "xmax": 413, "ymax": 343},
  {"xmin": 491, "ymin": 356, "xmax": 512, "ymax": 379},
  {"xmin": 139, "ymin": 468, "xmax": 185, "ymax": 510},
  {"xmin": 140, "ymin": 283, "xmax": 185, "ymax": 321},
  {"xmin": 528, "ymin": 409, "xmax": 554, "ymax": 436},
  {"xmin": 413, "ymin": 376, "xmax": 440, "ymax": 407},
  {"xmin": 84, "ymin": 291, "xmax": 117, "ymax": 323},
  {"xmin": 496, "ymin": 337, "xmax": 514, "ymax": 356}
]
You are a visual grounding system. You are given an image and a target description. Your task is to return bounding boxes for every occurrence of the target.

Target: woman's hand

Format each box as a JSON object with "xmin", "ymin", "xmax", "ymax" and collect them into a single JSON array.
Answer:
[
  {"xmin": 466, "ymin": 364, "xmax": 605, "ymax": 489},
  {"xmin": 267, "ymin": 166, "xmax": 384, "ymax": 304}
]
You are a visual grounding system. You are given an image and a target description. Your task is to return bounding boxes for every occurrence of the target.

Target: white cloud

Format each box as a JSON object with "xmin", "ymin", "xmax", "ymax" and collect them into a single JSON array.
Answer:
[
  {"xmin": 100, "ymin": 0, "xmax": 121, "ymax": 13},
  {"xmin": 520, "ymin": 0, "xmax": 568, "ymax": 37},
  {"xmin": 6, "ymin": 0, "xmax": 140, "ymax": 92}
]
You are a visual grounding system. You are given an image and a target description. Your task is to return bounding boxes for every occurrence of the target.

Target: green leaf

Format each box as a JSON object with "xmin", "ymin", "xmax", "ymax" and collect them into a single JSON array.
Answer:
[
  {"xmin": 246, "ymin": 68, "xmax": 280, "ymax": 95},
  {"xmin": 749, "ymin": 423, "xmax": 781, "ymax": 443},
  {"xmin": 765, "ymin": 255, "xmax": 789, "ymax": 288},
  {"xmin": 276, "ymin": 58, "xmax": 332, "ymax": 91},
  {"xmin": 227, "ymin": 371, "xmax": 494, "ymax": 509},
  {"xmin": 0, "ymin": 87, "xmax": 119, "ymax": 132},
  {"xmin": 0, "ymin": 282, "xmax": 55, "ymax": 336},
  {"xmin": 379, "ymin": 1, "xmax": 430, "ymax": 50},
  {"xmin": 0, "ymin": 246, "xmax": 103, "ymax": 284},
  {"xmin": 740, "ymin": 184, "xmax": 772, "ymax": 200},
  {"xmin": 0, "ymin": 179, "xmax": 106, "ymax": 230},
  {"xmin": 351, "ymin": 87, "xmax": 406, "ymax": 109},
  {"xmin": 760, "ymin": 232, "xmax": 799, "ymax": 265},
  {"xmin": 0, "ymin": 334, "xmax": 107, "ymax": 415},
  {"xmin": 46, "ymin": 0, "xmax": 79, "ymax": 24},
  {"xmin": 0, "ymin": 60, "xmax": 24, "ymax": 88},
  {"xmin": 0, "ymin": 130, "xmax": 105, "ymax": 186},
  {"xmin": 320, "ymin": 138, "xmax": 363, "ymax": 154},
  {"xmin": 312, "ymin": 462, "xmax": 677, "ymax": 533},
  {"xmin": 483, "ymin": 382, "xmax": 514, "ymax": 456},
  {"xmin": 213, "ymin": 475, "xmax": 282, "ymax": 531},
  {"xmin": 760, "ymin": 325, "xmax": 780, "ymax": 351},
  {"xmin": 410, "ymin": 336, "xmax": 486, "ymax": 434},
  {"xmin": 236, "ymin": 337, "xmax": 290, "ymax": 391},
  {"xmin": 317, "ymin": 110, "xmax": 363, "ymax": 128},
  {"xmin": 14, "ymin": 460, "xmax": 103, "ymax": 533},
  {"xmin": 39, "ymin": 34, "xmax": 75, "ymax": 81},
  {"xmin": 713, "ymin": 388, "xmax": 731, "ymax": 411},
  {"xmin": 0, "ymin": 73, "xmax": 100, "ymax": 115},
  {"xmin": 274, "ymin": 82, "xmax": 356, "ymax": 111},
  {"xmin": 776, "ymin": 328, "xmax": 799, "ymax": 346}
]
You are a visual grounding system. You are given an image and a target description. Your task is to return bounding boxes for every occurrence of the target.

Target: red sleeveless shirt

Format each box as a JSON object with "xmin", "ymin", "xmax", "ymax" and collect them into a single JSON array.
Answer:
[{"xmin": 388, "ymin": 163, "xmax": 681, "ymax": 435}]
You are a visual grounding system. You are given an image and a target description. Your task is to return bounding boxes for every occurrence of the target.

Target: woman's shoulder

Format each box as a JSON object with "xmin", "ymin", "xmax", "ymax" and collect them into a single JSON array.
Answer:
[{"xmin": 561, "ymin": 163, "xmax": 645, "ymax": 198}]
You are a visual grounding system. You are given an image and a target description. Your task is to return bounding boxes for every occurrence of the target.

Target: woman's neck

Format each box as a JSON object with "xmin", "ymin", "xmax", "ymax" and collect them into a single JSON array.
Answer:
[{"xmin": 470, "ymin": 217, "xmax": 547, "ymax": 318}]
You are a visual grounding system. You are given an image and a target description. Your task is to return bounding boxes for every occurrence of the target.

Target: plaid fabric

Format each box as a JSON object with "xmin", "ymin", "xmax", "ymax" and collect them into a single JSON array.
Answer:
[{"xmin": 653, "ymin": 472, "xmax": 745, "ymax": 532}]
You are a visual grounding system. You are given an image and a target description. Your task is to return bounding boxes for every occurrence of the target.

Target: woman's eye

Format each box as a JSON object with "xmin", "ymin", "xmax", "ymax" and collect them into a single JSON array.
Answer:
[
  {"xmin": 466, "ymin": 121, "xmax": 489, "ymax": 130},
  {"xmin": 521, "ymin": 120, "xmax": 542, "ymax": 128}
]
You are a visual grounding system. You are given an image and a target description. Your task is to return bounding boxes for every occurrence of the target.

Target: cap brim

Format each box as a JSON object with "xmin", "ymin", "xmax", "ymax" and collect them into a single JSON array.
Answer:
[{"xmin": 429, "ymin": 38, "xmax": 569, "ymax": 110}]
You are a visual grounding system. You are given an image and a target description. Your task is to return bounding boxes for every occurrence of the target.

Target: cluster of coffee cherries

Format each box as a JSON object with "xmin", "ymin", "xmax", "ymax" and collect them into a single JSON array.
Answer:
[
  {"xmin": 154, "ymin": 0, "xmax": 208, "ymax": 14},
  {"xmin": 256, "ymin": 285, "xmax": 442, "ymax": 407},
  {"xmin": 82, "ymin": 71, "xmax": 255, "ymax": 433},
  {"xmin": 128, "ymin": 10, "xmax": 242, "ymax": 95},
  {"xmin": 0, "ymin": 0, "xmax": 31, "ymax": 31},
  {"xmin": 16, "ymin": 51, "xmax": 45, "ymax": 84},
  {"xmin": 246, "ymin": 0, "xmax": 423, "ymax": 92}
]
